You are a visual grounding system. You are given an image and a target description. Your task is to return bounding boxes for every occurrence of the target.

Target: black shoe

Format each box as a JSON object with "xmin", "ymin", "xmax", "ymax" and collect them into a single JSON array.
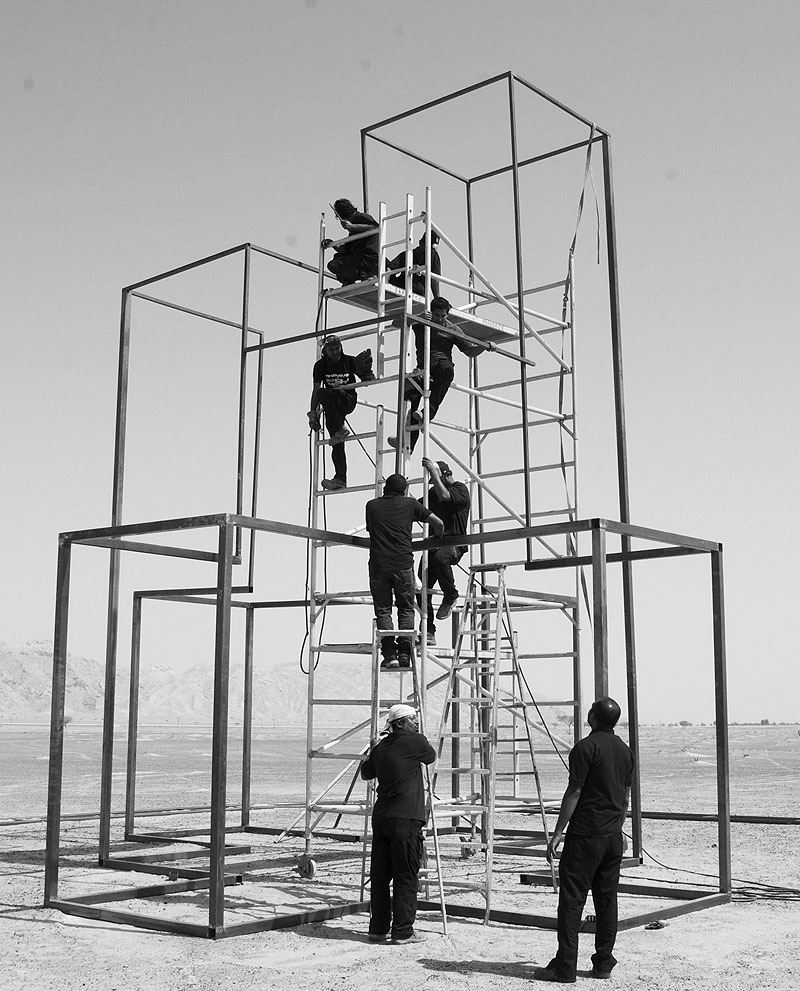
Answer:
[
  {"xmin": 435, "ymin": 595, "xmax": 458, "ymax": 621},
  {"xmin": 532, "ymin": 968, "xmax": 576, "ymax": 984},
  {"xmin": 590, "ymin": 970, "xmax": 612, "ymax": 980},
  {"xmin": 380, "ymin": 657, "xmax": 400, "ymax": 670},
  {"xmin": 368, "ymin": 932, "xmax": 389, "ymax": 943},
  {"xmin": 321, "ymin": 477, "xmax": 347, "ymax": 491},
  {"xmin": 397, "ymin": 654, "xmax": 411, "ymax": 669}
]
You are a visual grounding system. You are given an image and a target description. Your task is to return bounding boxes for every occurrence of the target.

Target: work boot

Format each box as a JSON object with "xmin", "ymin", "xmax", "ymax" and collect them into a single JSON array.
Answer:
[
  {"xmin": 436, "ymin": 595, "xmax": 458, "ymax": 621},
  {"xmin": 321, "ymin": 477, "xmax": 346, "ymax": 491},
  {"xmin": 380, "ymin": 657, "xmax": 400, "ymax": 670},
  {"xmin": 330, "ymin": 427, "xmax": 350, "ymax": 444}
]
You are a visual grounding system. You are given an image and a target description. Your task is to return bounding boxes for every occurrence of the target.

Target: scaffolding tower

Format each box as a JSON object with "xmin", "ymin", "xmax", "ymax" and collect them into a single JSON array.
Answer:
[{"xmin": 44, "ymin": 72, "xmax": 731, "ymax": 939}]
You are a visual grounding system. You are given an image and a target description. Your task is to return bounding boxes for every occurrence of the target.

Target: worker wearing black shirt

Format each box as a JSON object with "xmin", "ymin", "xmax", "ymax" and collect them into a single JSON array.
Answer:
[
  {"xmin": 387, "ymin": 231, "xmax": 441, "ymax": 298},
  {"xmin": 324, "ymin": 198, "xmax": 379, "ymax": 285},
  {"xmin": 360, "ymin": 703, "xmax": 436, "ymax": 944},
  {"xmin": 418, "ymin": 457, "xmax": 470, "ymax": 643},
  {"xmin": 398, "ymin": 296, "xmax": 484, "ymax": 454},
  {"xmin": 365, "ymin": 475, "xmax": 444, "ymax": 668},
  {"xmin": 534, "ymin": 697, "xmax": 635, "ymax": 984}
]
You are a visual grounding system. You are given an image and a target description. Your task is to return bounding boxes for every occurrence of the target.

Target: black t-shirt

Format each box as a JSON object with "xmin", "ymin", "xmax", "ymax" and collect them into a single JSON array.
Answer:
[
  {"xmin": 413, "ymin": 318, "xmax": 473, "ymax": 367},
  {"xmin": 313, "ymin": 353, "xmax": 357, "ymax": 390},
  {"xmin": 366, "ymin": 493, "xmax": 433, "ymax": 573},
  {"xmin": 341, "ymin": 210, "xmax": 379, "ymax": 263},
  {"xmin": 427, "ymin": 482, "xmax": 470, "ymax": 551},
  {"xmin": 567, "ymin": 728, "xmax": 634, "ymax": 836},
  {"xmin": 360, "ymin": 730, "xmax": 436, "ymax": 819}
]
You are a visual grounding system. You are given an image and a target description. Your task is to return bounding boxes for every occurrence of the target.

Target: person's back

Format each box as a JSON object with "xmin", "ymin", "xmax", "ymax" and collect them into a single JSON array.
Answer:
[
  {"xmin": 567, "ymin": 727, "xmax": 633, "ymax": 836},
  {"xmin": 365, "ymin": 491, "xmax": 429, "ymax": 573},
  {"xmin": 363, "ymin": 729, "xmax": 436, "ymax": 819}
]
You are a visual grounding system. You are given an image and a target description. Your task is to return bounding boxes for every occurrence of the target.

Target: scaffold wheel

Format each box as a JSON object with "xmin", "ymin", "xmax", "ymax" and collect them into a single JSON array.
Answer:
[{"xmin": 296, "ymin": 854, "xmax": 317, "ymax": 879}]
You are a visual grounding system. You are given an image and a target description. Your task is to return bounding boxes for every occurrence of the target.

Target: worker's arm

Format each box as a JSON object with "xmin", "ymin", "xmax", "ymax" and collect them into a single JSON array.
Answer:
[
  {"xmin": 428, "ymin": 512, "xmax": 445, "ymax": 538},
  {"xmin": 422, "ymin": 457, "xmax": 450, "ymax": 501},
  {"xmin": 546, "ymin": 782, "xmax": 582, "ymax": 862}
]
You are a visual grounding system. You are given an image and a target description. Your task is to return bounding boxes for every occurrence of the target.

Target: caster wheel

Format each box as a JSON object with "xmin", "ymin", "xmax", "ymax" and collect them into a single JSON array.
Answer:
[
  {"xmin": 460, "ymin": 836, "xmax": 476, "ymax": 859},
  {"xmin": 296, "ymin": 854, "xmax": 317, "ymax": 879}
]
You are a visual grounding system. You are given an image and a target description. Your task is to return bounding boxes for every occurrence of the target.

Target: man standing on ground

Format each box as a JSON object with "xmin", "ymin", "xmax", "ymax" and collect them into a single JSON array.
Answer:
[
  {"xmin": 417, "ymin": 457, "xmax": 470, "ymax": 645},
  {"xmin": 391, "ymin": 296, "xmax": 485, "ymax": 454},
  {"xmin": 360, "ymin": 703, "xmax": 436, "ymax": 944},
  {"xmin": 365, "ymin": 474, "xmax": 444, "ymax": 669},
  {"xmin": 534, "ymin": 697, "xmax": 634, "ymax": 984},
  {"xmin": 324, "ymin": 198, "xmax": 379, "ymax": 285},
  {"xmin": 308, "ymin": 335, "xmax": 373, "ymax": 491}
]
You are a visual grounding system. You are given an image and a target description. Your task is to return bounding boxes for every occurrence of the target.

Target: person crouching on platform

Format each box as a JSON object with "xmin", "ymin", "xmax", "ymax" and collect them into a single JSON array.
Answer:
[{"xmin": 360, "ymin": 703, "xmax": 436, "ymax": 944}]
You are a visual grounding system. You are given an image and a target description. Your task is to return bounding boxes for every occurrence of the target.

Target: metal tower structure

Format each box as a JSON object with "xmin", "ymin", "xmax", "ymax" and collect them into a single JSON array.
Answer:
[{"xmin": 44, "ymin": 72, "xmax": 731, "ymax": 939}]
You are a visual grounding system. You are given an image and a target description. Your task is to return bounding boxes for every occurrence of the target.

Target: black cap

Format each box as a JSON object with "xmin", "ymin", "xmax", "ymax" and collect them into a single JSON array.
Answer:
[{"xmin": 384, "ymin": 473, "xmax": 408, "ymax": 495}]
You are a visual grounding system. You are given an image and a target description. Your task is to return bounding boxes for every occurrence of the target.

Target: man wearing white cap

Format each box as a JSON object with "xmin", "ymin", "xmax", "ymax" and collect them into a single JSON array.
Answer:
[{"xmin": 360, "ymin": 703, "xmax": 436, "ymax": 944}]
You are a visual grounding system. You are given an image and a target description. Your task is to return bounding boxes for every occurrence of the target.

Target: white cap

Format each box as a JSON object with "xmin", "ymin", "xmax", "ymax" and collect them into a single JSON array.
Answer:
[{"xmin": 384, "ymin": 703, "xmax": 417, "ymax": 730}]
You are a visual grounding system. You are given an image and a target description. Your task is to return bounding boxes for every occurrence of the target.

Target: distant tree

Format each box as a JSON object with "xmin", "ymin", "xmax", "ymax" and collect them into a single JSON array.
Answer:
[
  {"xmin": 556, "ymin": 712, "xmax": 575, "ymax": 732},
  {"xmin": 679, "ymin": 720, "xmax": 692, "ymax": 727},
  {"xmin": 760, "ymin": 718, "xmax": 770, "ymax": 726}
]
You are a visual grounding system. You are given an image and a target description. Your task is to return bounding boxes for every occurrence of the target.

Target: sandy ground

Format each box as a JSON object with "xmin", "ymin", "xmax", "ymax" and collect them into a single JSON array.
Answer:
[{"xmin": 2, "ymin": 812, "xmax": 799, "ymax": 991}]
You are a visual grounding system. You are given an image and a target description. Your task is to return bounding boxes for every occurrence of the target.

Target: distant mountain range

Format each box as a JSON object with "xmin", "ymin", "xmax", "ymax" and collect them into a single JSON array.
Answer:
[{"xmin": 0, "ymin": 639, "xmax": 425, "ymax": 727}]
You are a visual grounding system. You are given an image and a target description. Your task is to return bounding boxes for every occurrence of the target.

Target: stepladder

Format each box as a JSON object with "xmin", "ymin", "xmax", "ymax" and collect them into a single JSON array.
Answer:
[
  {"xmin": 428, "ymin": 565, "xmax": 558, "ymax": 922},
  {"xmin": 359, "ymin": 620, "xmax": 448, "ymax": 935}
]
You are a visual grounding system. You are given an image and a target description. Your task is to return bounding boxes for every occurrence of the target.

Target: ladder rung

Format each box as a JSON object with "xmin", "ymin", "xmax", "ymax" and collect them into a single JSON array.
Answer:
[
  {"xmin": 309, "ymin": 752, "xmax": 366, "ymax": 760},
  {"xmin": 310, "ymin": 803, "xmax": 367, "ymax": 814},
  {"xmin": 495, "ymin": 771, "xmax": 539, "ymax": 777},
  {"xmin": 434, "ymin": 767, "xmax": 492, "ymax": 775},
  {"xmin": 433, "ymin": 804, "xmax": 490, "ymax": 813},
  {"xmin": 438, "ymin": 732, "xmax": 492, "ymax": 739}
]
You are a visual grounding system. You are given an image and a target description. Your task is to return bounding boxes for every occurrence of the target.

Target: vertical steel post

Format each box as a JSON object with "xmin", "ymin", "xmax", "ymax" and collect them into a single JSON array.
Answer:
[
  {"xmin": 235, "ymin": 245, "xmax": 251, "ymax": 561},
  {"xmin": 99, "ymin": 288, "xmax": 132, "ymax": 858},
  {"xmin": 209, "ymin": 519, "xmax": 234, "ymax": 933},
  {"xmin": 507, "ymin": 74, "xmax": 534, "ymax": 556},
  {"xmin": 124, "ymin": 594, "xmax": 143, "ymax": 838},
  {"xmin": 361, "ymin": 129, "xmax": 370, "ymax": 215},
  {"xmin": 591, "ymin": 523, "xmax": 609, "ymax": 701},
  {"xmin": 44, "ymin": 535, "xmax": 72, "ymax": 904},
  {"xmin": 248, "ymin": 321, "xmax": 265, "ymax": 587},
  {"xmin": 241, "ymin": 605, "xmax": 255, "ymax": 827},
  {"xmin": 711, "ymin": 548, "xmax": 731, "ymax": 893},
  {"xmin": 601, "ymin": 133, "xmax": 642, "ymax": 857}
]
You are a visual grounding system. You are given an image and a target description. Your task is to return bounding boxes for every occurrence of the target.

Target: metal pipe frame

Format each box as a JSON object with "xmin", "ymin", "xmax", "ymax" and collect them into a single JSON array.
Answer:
[{"xmin": 46, "ymin": 512, "xmax": 729, "ymax": 936}]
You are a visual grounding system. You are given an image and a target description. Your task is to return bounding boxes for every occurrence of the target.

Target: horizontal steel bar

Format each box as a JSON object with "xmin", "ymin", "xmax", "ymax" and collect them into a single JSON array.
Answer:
[
  {"xmin": 215, "ymin": 901, "xmax": 369, "ymax": 938},
  {"xmin": 130, "ymin": 291, "xmax": 264, "ymax": 335},
  {"xmin": 78, "ymin": 537, "xmax": 218, "ymax": 562},
  {"xmin": 47, "ymin": 900, "xmax": 211, "ymax": 937},
  {"xmin": 525, "ymin": 545, "xmax": 709, "ymax": 571}
]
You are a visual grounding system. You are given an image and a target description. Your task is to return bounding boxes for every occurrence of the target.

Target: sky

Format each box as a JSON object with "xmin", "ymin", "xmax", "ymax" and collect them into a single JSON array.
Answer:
[{"xmin": 1, "ymin": 0, "xmax": 799, "ymax": 724}]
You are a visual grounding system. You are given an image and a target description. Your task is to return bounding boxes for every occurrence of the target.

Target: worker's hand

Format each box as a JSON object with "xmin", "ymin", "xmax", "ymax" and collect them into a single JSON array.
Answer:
[
  {"xmin": 307, "ymin": 410, "xmax": 321, "ymax": 432},
  {"xmin": 421, "ymin": 310, "xmax": 432, "ymax": 322},
  {"xmin": 422, "ymin": 456, "xmax": 438, "ymax": 479},
  {"xmin": 341, "ymin": 219, "xmax": 354, "ymax": 232},
  {"xmin": 546, "ymin": 830, "xmax": 563, "ymax": 863},
  {"xmin": 321, "ymin": 238, "xmax": 333, "ymax": 248},
  {"xmin": 432, "ymin": 519, "xmax": 445, "ymax": 538}
]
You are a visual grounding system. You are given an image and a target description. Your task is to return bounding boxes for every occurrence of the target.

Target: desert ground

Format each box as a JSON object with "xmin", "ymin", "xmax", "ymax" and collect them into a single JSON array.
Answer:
[{"xmin": 2, "ymin": 724, "xmax": 798, "ymax": 990}]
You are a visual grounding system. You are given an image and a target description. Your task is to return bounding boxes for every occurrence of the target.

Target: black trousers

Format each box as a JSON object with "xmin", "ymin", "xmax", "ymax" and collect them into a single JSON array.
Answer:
[
  {"xmin": 407, "ymin": 359, "xmax": 454, "ymax": 452},
  {"xmin": 369, "ymin": 567, "xmax": 415, "ymax": 659},
  {"xmin": 417, "ymin": 546, "xmax": 464, "ymax": 635},
  {"xmin": 548, "ymin": 832, "xmax": 624, "ymax": 980},
  {"xmin": 368, "ymin": 817, "xmax": 424, "ymax": 939},
  {"xmin": 317, "ymin": 387, "xmax": 356, "ymax": 482}
]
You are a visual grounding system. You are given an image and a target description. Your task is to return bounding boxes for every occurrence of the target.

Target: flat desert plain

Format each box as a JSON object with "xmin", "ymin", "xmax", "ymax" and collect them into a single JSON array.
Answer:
[{"xmin": 1, "ymin": 724, "xmax": 798, "ymax": 990}]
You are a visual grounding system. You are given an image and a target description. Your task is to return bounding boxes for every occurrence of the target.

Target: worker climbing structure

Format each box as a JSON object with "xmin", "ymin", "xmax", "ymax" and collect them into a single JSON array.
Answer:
[{"xmin": 44, "ymin": 72, "xmax": 731, "ymax": 940}]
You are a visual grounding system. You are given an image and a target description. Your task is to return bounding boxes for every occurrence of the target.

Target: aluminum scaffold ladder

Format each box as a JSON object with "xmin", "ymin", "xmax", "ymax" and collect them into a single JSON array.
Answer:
[{"xmin": 428, "ymin": 565, "xmax": 558, "ymax": 922}]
